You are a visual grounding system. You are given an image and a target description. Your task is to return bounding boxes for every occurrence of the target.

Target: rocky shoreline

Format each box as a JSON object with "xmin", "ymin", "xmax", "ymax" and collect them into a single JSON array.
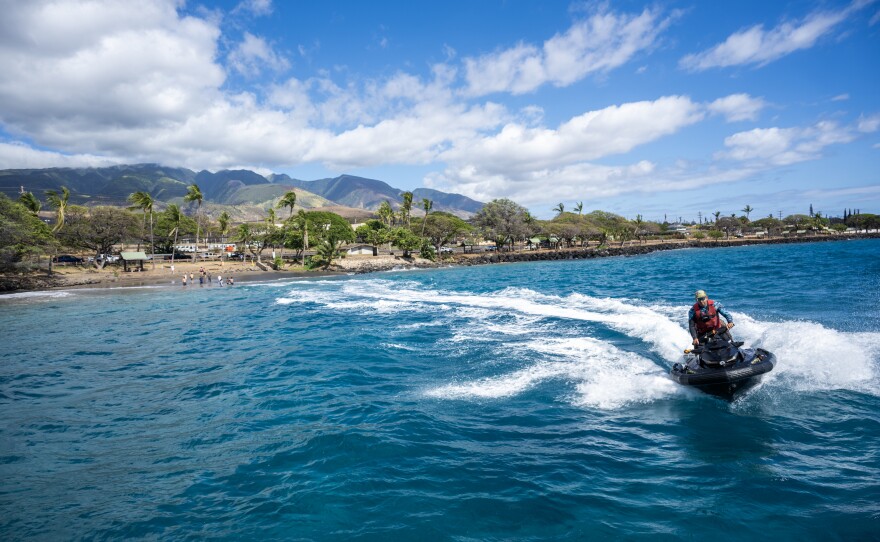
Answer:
[
  {"xmin": 447, "ymin": 232, "xmax": 880, "ymax": 268},
  {"xmin": 2, "ymin": 233, "xmax": 877, "ymax": 293}
]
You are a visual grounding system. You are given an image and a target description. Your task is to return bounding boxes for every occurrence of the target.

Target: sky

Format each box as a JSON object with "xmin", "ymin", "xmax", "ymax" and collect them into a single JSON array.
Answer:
[{"xmin": 0, "ymin": 0, "xmax": 878, "ymax": 220}]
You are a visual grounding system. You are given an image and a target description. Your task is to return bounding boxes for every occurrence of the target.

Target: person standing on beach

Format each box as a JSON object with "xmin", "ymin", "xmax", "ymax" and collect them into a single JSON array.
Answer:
[
  {"xmin": 689, "ymin": 290, "xmax": 734, "ymax": 345},
  {"xmin": 182, "ymin": 274, "xmax": 187, "ymax": 286},
  {"xmin": 217, "ymin": 274, "xmax": 223, "ymax": 286}
]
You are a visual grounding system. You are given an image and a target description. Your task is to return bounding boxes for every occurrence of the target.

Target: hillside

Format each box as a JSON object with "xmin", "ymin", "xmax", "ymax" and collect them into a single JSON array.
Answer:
[{"xmin": 1, "ymin": 164, "xmax": 484, "ymax": 219}]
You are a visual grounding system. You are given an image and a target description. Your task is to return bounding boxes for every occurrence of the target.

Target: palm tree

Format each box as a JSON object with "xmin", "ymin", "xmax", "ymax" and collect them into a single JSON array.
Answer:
[
  {"xmin": 277, "ymin": 190, "xmax": 297, "ymax": 218},
  {"xmin": 128, "ymin": 191, "xmax": 156, "ymax": 269},
  {"xmin": 713, "ymin": 211, "xmax": 721, "ymax": 226},
  {"xmin": 420, "ymin": 198, "xmax": 433, "ymax": 236},
  {"xmin": 217, "ymin": 210, "xmax": 231, "ymax": 260},
  {"xmin": 741, "ymin": 205, "xmax": 753, "ymax": 221},
  {"xmin": 377, "ymin": 200, "xmax": 394, "ymax": 227},
  {"xmin": 574, "ymin": 201, "xmax": 583, "ymax": 215},
  {"xmin": 313, "ymin": 234, "xmax": 342, "ymax": 269},
  {"xmin": 19, "ymin": 191, "xmax": 41, "ymax": 216},
  {"xmin": 633, "ymin": 214, "xmax": 645, "ymax": 243},
  {"xmin": 554, "ymin": 202, "xmax": 565, "ymax": 215},
  {"xmin": 166, "ymin": 204, "xmax": 183, "ymax": 266},
  {"xmin": 183, "ymin": 183, "xmax": 203, "ymax": 258},
  {"xmin": 813, "ymin": 211, "xmax": 825, "ymax": 231},
  {"xmin": 295, "ymin": 209, "xmax": 310, "ymax": 263},
  {"xmin": 45, "ymin": 186, "xmax": 70, "ymax": 232},
  {"xmin": 218, "ymin": 211, "xmax": 230, "ymax": 237},
  {"xmin": 400, "ymin": 191, "xmax": 413, "ymax": 228}
]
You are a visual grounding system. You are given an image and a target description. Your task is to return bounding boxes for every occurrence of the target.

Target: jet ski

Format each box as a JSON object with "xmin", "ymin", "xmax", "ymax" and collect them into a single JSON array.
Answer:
[{"xmin": 671, "ymin": 331, "xmax": 776, "ymax": 398}]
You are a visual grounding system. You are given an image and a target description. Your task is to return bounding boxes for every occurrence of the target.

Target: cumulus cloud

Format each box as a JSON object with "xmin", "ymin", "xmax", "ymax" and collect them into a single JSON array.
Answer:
[
  {"xmin": 857, "ymin": 114, "xmax": 880, "ymax": 133},
  {"xmin": 463, "ymin": 6, "xmax": 672, "ymax": 95},
  {"xmin": 227, "ymin": 32, "xmax": 290, "ymax": 77},
  {"xmin": 233, "ymin": 0, "xmax": 273, "ymax": 17},
  {"xmin": 425, "ymin": 155, "xmax": 762, "ymax": 211},
  {"xmin": 680, "ymin": 2, "xmax": 863, "ymax": 71},
  {"xmin": 0, "ymin": 141, "xmax": 121, "ymax": 169},
  {"xmin": 440, "ymin": 96, "xmax": 705, "ymax": 173},
  {"xmin": 717, "ymin": 121, "xmax": 857, "ymax": 165},
  {"xmin": 0, "ymin": 0, "xmax": 224, "ymax": 147},
  {"xmin": 707, "ymin": 94, "xmax": 767, "ymax": 122}
]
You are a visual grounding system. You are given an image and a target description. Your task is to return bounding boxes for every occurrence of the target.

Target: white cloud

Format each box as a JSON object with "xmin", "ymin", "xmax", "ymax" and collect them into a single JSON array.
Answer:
[
  {"xmin": 233, "ymin": 0, "xmax": 273, "ymax": 17},
  {"xmin": 717, "ymin": 121, "xmax": 856, "ymax": 165},
  {"xmin": 0, "ymin": 0, "xmax": 224, "ymax": 145},
  {"xmin": 425, "ymin": 155, "xmax": 762, "ymax": 211},
  {"xmin": 463, "ymin": 6, "xmax": 672, "ymax": 96},
  {"xmin": 440, "ymin": 96, "xmax": 705, "ymax": 173},
  {"xmin": 707, "ymin": 94, "xmax": 767, "ymax": 122},
  {"xmin": 857, "ymin": 114, "xmax": 880, "ymax": 133},
  {"xmin": 228, "ymin": 32, "xmax": 290, "ymax": 77},
  {"xmin": 680, "ymin": 3, "xmax": 859, "ymax": 70},
  {"xmin": 832, "ymin": 93, "xmax": 850, "ymax": 102},
  {"xmin": 0, "ymin": 141, "xmax": 121, "ymax": 169}
]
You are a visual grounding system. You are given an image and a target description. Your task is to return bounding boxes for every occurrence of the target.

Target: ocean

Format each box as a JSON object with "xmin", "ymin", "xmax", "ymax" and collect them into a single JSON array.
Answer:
[{"xmin": 1, "ymin": 239, "xmax": 878, "ymax": 540}]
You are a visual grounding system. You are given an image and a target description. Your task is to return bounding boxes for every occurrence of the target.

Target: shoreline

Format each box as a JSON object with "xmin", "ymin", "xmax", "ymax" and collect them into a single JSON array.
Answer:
[{"xmin": 2, "ymin": 233, "xmax": 878, "ymax": 294}]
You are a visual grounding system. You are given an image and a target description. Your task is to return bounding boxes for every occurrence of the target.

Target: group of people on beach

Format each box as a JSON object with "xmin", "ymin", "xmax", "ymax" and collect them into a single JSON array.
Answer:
[{"xmin": 180, "ymin": 266, "xmax": 234, "ymax": 287}]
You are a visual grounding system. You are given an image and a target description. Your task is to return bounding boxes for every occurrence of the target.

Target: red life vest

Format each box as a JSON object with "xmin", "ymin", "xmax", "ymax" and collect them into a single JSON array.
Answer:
[{"xmin": 692, "ymin": 299, "xmax": 722, "ymax": 334}]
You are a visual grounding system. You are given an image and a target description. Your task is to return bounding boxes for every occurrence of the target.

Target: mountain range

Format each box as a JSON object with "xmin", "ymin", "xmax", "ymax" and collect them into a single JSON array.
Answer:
[{"xmin": 0, "ymin": 164, "xmax": 483, "ymax": 221}]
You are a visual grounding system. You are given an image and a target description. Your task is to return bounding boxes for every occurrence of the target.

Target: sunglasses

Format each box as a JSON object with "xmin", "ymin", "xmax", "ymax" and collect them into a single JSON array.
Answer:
[{"xmin": 697, "ymin": 297, "xmax": 707, "ymax": 301}]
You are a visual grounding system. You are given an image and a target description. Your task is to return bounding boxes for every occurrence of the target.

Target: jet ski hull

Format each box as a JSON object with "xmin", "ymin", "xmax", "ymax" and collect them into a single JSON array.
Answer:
[{"xmin": 671, "ymin": 348, "xmax": 777, "ymax": 398}]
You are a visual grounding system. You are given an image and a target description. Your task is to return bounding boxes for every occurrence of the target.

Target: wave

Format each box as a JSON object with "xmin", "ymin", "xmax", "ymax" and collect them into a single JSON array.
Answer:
[
  {"xmin": 275, "ymin": 278, "xmax": 880, "ymax": 405},
  {"xmin": 0, "ymin": 290, "xmax": 74, "ymax": 301},
  {"xmin": 426, "ymin": 337, "xmax": 683, "ymax": 410}
]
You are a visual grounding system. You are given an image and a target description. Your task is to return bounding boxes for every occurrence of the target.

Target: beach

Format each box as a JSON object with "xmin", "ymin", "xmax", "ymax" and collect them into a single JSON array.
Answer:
[{"xmin": 2, "ymin": 232, "xmax": 877, "ymax": 293}]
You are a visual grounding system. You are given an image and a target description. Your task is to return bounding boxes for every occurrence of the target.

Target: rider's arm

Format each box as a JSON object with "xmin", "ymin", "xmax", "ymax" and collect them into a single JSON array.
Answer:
[{"xmin": 715, "ymin": 303, "xmax": 733, "ymax": 324}]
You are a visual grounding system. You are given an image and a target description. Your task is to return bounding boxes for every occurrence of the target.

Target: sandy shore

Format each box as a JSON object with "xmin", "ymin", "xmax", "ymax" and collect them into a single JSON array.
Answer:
[
  {"xmin": 0, "ymin": 254, "xmax": 440, "ymax": 293},
  {"xmin": 2, "ymin": 233, "xmax": 876, "ymax": 293}
]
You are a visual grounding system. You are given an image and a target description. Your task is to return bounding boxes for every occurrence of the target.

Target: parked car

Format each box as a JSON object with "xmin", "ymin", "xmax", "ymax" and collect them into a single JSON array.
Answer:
[
  {"xmin": 54, "ymin": 255, "xmax": 83, "ymax": 264},
  {"xmin": 439, "ymin": 246, "xmax": 455, "ymax": 254},
  {"xmin": 484, "ymin": 246, "xmax": 497, "ymax": 252}
]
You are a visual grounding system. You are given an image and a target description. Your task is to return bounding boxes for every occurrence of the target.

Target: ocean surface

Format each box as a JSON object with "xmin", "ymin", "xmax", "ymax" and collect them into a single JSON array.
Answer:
[{"xmin": 1, "ymin": 239, "xmax": 878, "ymax": 540}]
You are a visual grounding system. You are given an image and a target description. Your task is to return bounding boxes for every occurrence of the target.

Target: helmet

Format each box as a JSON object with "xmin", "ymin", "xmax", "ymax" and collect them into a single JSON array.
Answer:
[{"xmin": 694, "ymin": 289, "xmax": 707, "ymax": 300}]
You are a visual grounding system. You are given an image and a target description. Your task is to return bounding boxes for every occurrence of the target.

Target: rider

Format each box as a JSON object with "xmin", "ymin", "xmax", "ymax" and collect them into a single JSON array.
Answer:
[{"xmin": 689, "ymin": 290, "xmax": 735, "ymax": 346}]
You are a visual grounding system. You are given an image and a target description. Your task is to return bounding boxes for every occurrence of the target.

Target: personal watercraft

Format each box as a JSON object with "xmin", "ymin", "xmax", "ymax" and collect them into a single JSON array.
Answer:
[{"xmin": 671, "ymin": 332, "xmax": 776, "ymax": 398}]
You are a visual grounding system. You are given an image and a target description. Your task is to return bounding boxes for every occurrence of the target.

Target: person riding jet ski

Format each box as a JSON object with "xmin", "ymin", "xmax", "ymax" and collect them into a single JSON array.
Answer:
[{"xmin": 688, "ymin": 289, "xmax": 734, "ymax": 346}]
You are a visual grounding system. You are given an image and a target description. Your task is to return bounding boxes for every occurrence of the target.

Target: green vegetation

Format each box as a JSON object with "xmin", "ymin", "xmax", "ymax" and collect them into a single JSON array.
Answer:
[
  {"xmin": 3, "ymin": 180, "xmax": 877, "ymax": 280},
  {"xmin": 0, "ymin": 194, "xmax": 56, "ymax": 271},
  {"xmin": 57, "ymin": 206, "xmax": 139, "ymax": 267}
]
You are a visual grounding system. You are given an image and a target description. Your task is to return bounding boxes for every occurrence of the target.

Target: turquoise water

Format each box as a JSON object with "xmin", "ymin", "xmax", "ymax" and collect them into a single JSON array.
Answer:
[{"xmin": 1, "ymin": 239, "xmax": 878, "ymax": 540}]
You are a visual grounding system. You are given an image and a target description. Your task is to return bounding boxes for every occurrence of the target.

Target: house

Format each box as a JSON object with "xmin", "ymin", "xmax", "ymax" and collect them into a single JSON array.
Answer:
[
  {"xmin": 346, "ymin": 245, "xmax": 378, "ymax": 256},
  {"xmin": 669, "ymin": 223, "xmax": 690, "ymax": 235}
]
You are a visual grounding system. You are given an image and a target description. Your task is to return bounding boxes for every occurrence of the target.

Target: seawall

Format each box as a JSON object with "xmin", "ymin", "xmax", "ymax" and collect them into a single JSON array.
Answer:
[{"xmin": 450, "ymin": 233, "xmax": 880, "ymax": 268}]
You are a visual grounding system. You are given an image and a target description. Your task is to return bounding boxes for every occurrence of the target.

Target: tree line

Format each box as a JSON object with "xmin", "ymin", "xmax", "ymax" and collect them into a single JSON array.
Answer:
[{"xmin": 2, "ymin": 186, "xmax": 878, "ymax": 273}]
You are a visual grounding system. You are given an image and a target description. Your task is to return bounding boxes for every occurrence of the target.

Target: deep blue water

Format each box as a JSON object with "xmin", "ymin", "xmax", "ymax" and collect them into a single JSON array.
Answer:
[{"xmin": 1, "ymin": 239, "xmax": 879, "ymax": 540}]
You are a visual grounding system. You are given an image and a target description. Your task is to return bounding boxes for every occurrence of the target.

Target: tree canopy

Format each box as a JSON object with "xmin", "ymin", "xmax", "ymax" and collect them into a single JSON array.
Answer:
[{"xmin": 0, "ymin": 194, "xmax": 56, "ymax": 270}]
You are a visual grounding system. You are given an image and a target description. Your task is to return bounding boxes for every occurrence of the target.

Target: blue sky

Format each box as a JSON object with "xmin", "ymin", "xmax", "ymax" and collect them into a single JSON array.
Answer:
[{"xmin": 0, "ymin": 0, "xmax": 878, "ymax": 220}]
